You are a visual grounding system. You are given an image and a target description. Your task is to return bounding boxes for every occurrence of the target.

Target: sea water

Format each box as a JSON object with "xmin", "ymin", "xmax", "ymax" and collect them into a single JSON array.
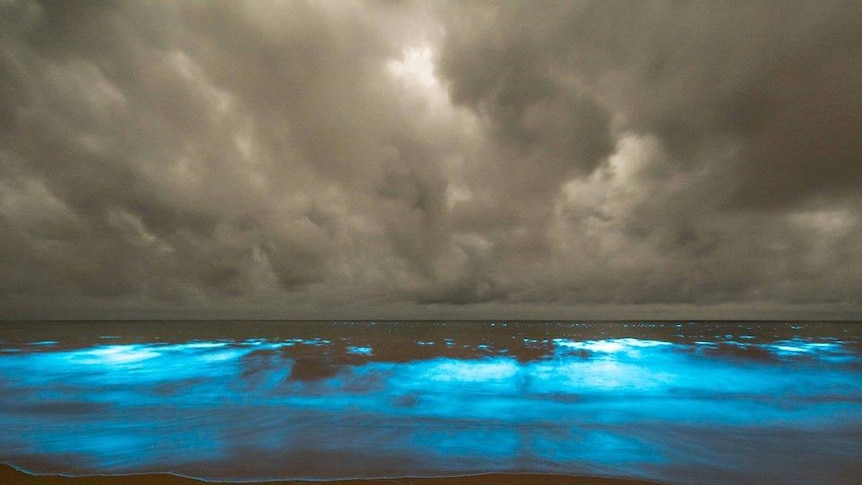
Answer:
[{"xmin": 0, "ymin": 321, "xmax": 860, "ymax": 484}]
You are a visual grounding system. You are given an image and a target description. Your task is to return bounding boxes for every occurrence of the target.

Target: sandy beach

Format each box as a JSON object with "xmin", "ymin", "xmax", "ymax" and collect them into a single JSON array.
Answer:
[{"xmin": 1, "ymin": 464, "xmax": 664, "ymax": 485}]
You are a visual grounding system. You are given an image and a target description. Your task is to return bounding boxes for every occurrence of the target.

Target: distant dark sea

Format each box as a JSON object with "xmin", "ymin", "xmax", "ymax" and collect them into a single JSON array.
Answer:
[{"xmin": 1, "ymin": 320, "xmax": 860, "ymax": 484}]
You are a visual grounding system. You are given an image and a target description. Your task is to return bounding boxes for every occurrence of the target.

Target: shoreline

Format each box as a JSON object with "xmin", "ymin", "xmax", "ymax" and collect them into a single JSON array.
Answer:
[{"xmin": 1, "ymin": 464, "xmax": 665, "ymax": 485}]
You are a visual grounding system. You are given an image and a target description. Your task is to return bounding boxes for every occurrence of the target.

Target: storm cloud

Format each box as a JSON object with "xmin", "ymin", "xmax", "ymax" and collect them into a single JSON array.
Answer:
[{"xmin": 1, "ymin": 0, "xmax": 860, "ymax": 320}]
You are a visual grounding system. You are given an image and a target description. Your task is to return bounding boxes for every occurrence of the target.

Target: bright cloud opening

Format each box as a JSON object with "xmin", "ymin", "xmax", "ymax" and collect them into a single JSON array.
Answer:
[{"xmin": 387, "ymin": 45, "xmax": 438, "ymax": 88}]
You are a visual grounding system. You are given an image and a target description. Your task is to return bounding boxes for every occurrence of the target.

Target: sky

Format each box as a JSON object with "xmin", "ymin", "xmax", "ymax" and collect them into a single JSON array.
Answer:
[{"xmin": 1, "ymin": 0, "xmax": 861, "ymax": 321}]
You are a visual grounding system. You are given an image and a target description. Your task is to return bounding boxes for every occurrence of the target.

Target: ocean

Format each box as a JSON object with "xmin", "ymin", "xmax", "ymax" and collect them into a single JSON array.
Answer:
[{"xmin": 0, "ymin": 320, "xmax": 860, "ymax": 484}]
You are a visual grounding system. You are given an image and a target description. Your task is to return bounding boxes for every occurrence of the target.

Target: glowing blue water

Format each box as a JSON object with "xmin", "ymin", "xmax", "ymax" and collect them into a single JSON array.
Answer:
[{"xmin": 0, "ymin": 321, "xmax": 860, "ymax": 484}]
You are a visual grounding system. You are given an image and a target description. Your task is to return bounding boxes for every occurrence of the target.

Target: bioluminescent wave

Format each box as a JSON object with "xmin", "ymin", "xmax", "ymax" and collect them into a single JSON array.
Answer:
[{"xmin": 1, "ymin": 321, "xmax": 860, "ymax": 484}]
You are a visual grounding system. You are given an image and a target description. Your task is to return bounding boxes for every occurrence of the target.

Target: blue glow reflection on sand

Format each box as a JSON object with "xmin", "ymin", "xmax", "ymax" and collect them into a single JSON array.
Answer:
[{"xmin": 0, "ymin": 325, "xmax": 861, "ymax": 484}]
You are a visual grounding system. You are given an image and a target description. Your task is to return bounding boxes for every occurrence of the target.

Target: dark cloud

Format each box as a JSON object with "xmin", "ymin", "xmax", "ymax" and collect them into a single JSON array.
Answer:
[
  {"xmin": 436, "ymin": 0, "xmax": 862, "ymax": 310},
  {"xmin": 0, "ymin": 0, "xmax": 860, "ymax": 319}
]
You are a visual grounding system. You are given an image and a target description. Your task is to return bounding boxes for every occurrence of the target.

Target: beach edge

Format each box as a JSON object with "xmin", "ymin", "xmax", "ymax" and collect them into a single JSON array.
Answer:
[{"xmin": 1, "ymin": 463, "xmax": 666, "ymax": 485}]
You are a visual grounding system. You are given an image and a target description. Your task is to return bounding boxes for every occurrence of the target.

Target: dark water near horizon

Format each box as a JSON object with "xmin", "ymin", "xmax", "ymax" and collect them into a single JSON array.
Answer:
[{"xmin": 1, "ymin": 320, "xmax": 861, "ymax": 484}]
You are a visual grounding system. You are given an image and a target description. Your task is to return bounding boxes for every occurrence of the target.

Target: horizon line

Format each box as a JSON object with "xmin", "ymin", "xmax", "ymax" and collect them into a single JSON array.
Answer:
[{"xmin": 2, "ymin": 318, "xmax": 861, "ymax": 324}]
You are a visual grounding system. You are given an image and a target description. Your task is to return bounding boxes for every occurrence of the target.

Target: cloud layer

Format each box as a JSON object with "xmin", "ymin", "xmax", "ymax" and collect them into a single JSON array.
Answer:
[{"xmin": 1, "ymin": 0, "xmax": 860, "ymax": 319}]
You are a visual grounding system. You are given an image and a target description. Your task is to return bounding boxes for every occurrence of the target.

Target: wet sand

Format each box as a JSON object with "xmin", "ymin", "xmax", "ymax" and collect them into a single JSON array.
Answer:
[{"xmin": 1, "ymin": 464, "xmax": 663, "ymax": 485}]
